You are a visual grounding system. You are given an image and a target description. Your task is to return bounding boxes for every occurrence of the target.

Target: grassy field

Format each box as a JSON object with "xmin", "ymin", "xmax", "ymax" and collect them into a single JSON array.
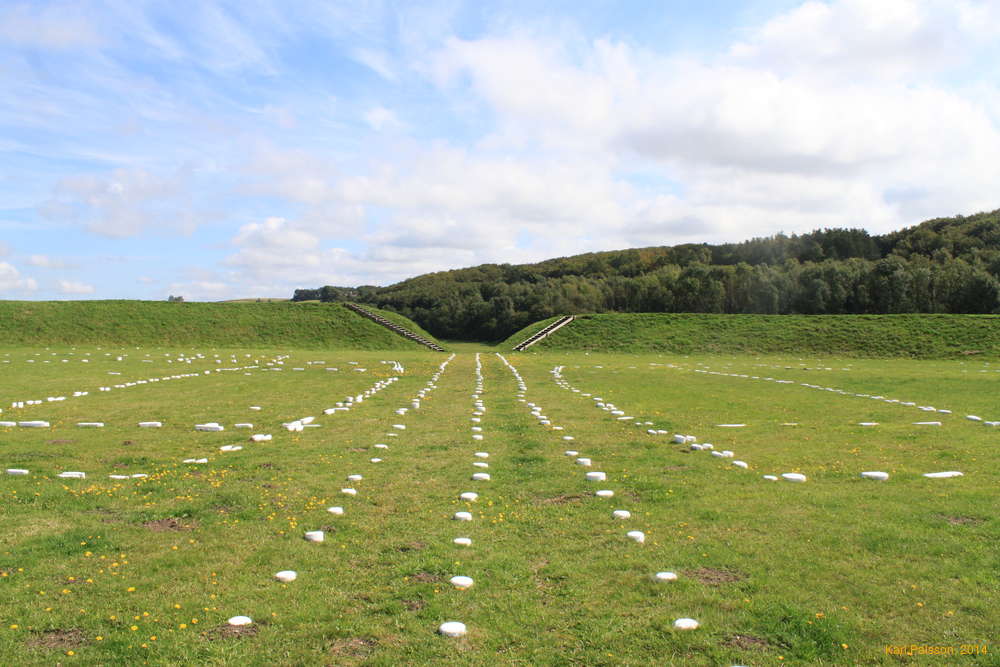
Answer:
[
  {"xmin": 502, "ymin": 313, "xmax": 1000, "ymax": 358},
  {"xmin": 0, "ymin": 301, "xmax": 441, "ymax": 350},
  {"xmin": 0, "ymin": 345, "xmax": 997, "ymax": 665}
]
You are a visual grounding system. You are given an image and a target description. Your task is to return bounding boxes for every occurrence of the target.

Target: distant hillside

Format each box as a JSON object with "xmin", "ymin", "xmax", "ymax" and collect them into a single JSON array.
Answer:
[
  {"xmin": 503, "ymin": 313, "xmax": 1000, "ymax": 358},
  {"xmin": 295, "ymin": 208, "xmax": 1000, "ymax": 341},
  {"xmin": 0, "ymin": 301, "xmax": 441, "ymax": 350}
]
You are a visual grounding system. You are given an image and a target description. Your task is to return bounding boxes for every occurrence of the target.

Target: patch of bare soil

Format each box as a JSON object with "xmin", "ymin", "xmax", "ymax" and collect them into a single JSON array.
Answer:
[
  {"xmin": 396, "ymin": 541, "xmax": 426, "ymax": 552},
  {"xmin": 941, "ymin": 515, "xmax": 984, "ymax": 526},
  {"xmin": 328, "ymin": 637, "xmax": 377, "ymax": 662},
  {"xmin": 536, "ymin": 493, "xmax": 583, "ymax": 504},
  {"xmin": 409, "ymin": 572, "xmax": 440, "ymax": 583},
  {"xmin": 143, "ymin": 517, "xmax": 197, "ymax": 532},
  {"xmin": 683, "ymin": 567, "xmax": 746, "ymax": 586},
  {"xmin": 25, "ymin": 629, "xmax": 87, "ymax": 650}
]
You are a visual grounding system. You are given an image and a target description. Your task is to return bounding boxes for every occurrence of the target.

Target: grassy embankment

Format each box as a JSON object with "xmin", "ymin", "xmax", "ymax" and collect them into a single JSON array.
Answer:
[
  {"xmin": 0, "ymin": 301, "xmax": 441, "ymax": 350},
  {"xmin": 503, "ymin": 313, "xmax": 1000, "ymax": 358}
]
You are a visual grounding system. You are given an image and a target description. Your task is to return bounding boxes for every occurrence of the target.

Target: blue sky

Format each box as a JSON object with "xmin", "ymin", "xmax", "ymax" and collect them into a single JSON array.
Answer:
[{"xmin": 2, "ymin": 0, "xmax": 1000, "ymax": 300}]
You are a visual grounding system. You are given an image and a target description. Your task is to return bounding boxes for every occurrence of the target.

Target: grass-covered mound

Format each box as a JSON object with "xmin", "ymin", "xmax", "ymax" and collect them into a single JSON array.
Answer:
[
  {"xmin": 0, "ymin": 300, "xmax": 442, "ymax": 350},
  {"xmin": 504, "ymin": 313, "xmax": 1000, "ymax": 358}
]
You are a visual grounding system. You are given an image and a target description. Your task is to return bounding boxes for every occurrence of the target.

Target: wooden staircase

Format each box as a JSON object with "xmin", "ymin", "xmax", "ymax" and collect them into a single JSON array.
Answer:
[
  {"xmin": 344, "ymin": 303, "xmax": 445, "ymax": 351},
  {"xmin": 512, "ymin": 315, "xmax": 574, "ymax": 351}
]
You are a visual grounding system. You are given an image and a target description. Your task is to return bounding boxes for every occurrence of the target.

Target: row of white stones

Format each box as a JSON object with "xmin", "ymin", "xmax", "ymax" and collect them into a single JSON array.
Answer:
[
  {"xmin": 249, "ymin": 355, "xmax": 456, "ymax": 629},
  {"xmin": 5, "ymin": 361, "xmax": 404, "ymax": 480},
  {"xmin": 498, "ymin": 354, "xmax": 698, "ymax": 632},
  {"xmin": 551, "ymin": 364, "xmax": 967, "ymax": 482},
  {"xmin": 439, "ymin": 353, "xmax": 491, "ymax": 638}
]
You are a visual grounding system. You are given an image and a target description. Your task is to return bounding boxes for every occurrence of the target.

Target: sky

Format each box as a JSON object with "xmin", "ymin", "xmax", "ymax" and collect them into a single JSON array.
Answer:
[{"xmin": 2, "ymin": 0, "xmax": 1000, "ymax": 301}]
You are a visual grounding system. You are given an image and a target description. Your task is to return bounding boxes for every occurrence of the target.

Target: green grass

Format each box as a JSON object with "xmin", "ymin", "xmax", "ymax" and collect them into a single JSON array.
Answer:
[
  {"xmin": 0, "ymin": 301, "xmax": 441, "ymax": 350},
  {"xmin": 361, "ymin": 304, "xmax": 441, "ymax": 344},
  {"xmin": 503, "ymin": 313, "xmax": 1000, "ymax": 358},
  {"xmin": 501, "ymin": 316, "xmax": 563, "ymax": 351},
  {"xmin": 0, "ymin": 346, "xmax": 997, "ymax": 665}
]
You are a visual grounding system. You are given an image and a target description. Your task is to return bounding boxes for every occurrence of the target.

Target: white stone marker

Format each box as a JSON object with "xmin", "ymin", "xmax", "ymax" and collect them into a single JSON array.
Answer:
[
  {"xmin": 460, "ymin": 492, "xmax": 478, "ymax": 501},
  {"xmin": 586, "ymin": 472, "xmax": 607, "ymax": 482},
  {"xmin": 274, "ymin": 571, "xmax": 297, "ymax": 583},
  {"xmin": 923, "ymin": 471, "xmax": 963, "ymax": 478},
  {"xmin": 762, "ymin": 475, "xmax": 778, "ymax": 481},
  {"xmin": 733, "ymin": 461, "xmax": 748, "ymax": 469},
  {"xmin": 781, "ymin": 473, "xmax": 807, "ymax": 482},
  {"xmin": 449, "ymin": 575, "xmax": 474, "ymax": 590},
  {"xmin": 474, "ymin": 452, "xmax": 489, "ymax": 458},
  {"xmin": 626, "ymin": 530, "xmax": 645, "ymax": 543},
  {"xmin": 612, "ymin": 510, "xmax": 631, "ymax": 520},
  {"xmin": 575, "ymin": 457, "xmax": 592, "ymax": 466},
  {"xmin": 58, "ymin": 471, "xmax": 86, "ymax": 478},
  {"xmin": 454, "ymin": 511, "xmax": 473, "ymax": 521},
  {"xmin": 654, "ymin": 571, "xmax": 678, "ymax": 582},
  {"xmin": 860, "ymin": 471, "xmax": 889, "ymax": 481},
  {"xmin": 673, "ymin": 618, "xmax": 699, "ymax": 630},
  {"xmin": 304, "ymin": 531, "xmax": 324, "ymax": 542},
  {"xmin": 228, "ymin": 616, "xmax": 253, "ymax": 626},
  {"xmin": 327, "ymin": 506, "xmax": 344, "ymax": 515},
  {"xmin": 195, "ymin": 423, "xmax": 225, "ymax": 432},
  {"xmin": 341, "ymin": 488, "xmax": 358, "ymax": 496},
  {"xmin": 438, "ymin": 621, "xmax": 467, "ymax": 637},
  {"xmin": 595, "ymin": 490, "xmax": 614, "ymax": 498},
  {"xmin": 453, "ymin": 537, "xmax": 472, "ymax": 547},
  {"xmin": 138, "ymin": 421, "xmax": 162, "ymax": 428},
  {"xmin": 471, "ymin": 473, "xmax": 491, "ymax": 481},
  {"xmin": 6, "ymin": 469, "xmax": 29, "ymax": 475}
]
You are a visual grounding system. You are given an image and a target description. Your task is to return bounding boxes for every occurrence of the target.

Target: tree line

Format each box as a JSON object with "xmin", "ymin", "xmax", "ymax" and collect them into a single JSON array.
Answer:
[{"xmin": 293, "ymin": 209, "xmax": 1000, "ymax": 340}]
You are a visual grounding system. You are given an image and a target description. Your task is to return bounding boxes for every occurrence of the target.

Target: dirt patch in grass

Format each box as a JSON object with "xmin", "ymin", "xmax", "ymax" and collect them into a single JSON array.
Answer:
[
  {"xmin": 25, "ymin": 628, "xmax": 87, "ymax": 650},
  {"xmin": 401, "ymin": 599, "xmax": 426, "ymax": 611},
  {"xmin": 940, "ymin": 515, "xmax": 985, "ymax": 526},
  {"xmin": 536, "ymin": 493, "xmax": 583, "ymax": 505},
  {"xmin": 121, "ymin": 440, "xmax": 134, "ymax": 446},
  {"xmin": 46, "ymin": 439, "xmax": 76, "ymax": 445},
  {"xmin": 328, "ymin": 637, "xmax": 377, "ymax": 660},
  {"xmin": 409, "ymin": 571, "xmax": 440, "ymax": 583},
  {"xmin": 143, "ymin": 517, "xmax": 197, "ymax": 532},
  {"xmin": 258, "ymin": 463, "xmax": 275, "ymax": 469},
  {"xmin": 683, "ymin": 567, "xmax": 746, "ymax": 586},
  {"xmin": 723, "ymin": 633, "xmax": 771, "ymax": 651},
  {"xmin": 205, "ymin": 623, "xmax": 260, "ymax": 640},
  {"xmin": 396, "ymin": 541, "xmax": 426, "ymax": 552}
]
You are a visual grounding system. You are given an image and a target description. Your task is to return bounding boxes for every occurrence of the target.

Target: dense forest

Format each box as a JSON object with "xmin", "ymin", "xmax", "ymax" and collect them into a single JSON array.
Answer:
[{"xmin": 293, "ymin": 209, "xmax": 1000, "ymax": 341}]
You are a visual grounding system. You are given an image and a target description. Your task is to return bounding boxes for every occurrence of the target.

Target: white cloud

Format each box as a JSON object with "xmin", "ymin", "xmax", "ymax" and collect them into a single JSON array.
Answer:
[
  {"xmin": 0, "ymin": 242, "xmax": 9, "ymax": 257},
  {"xmin": 0, "ymin": 2, "xmax": 103, "ymax": 50},
  {"xmin": 729, "ymin": 0, "xmax": 986, "ymax": 81},
  {"xmin": 233, "ymin": 217, "xmax": 319, "ymax": 251},
  {"xmin": 27, "ymin": 254, "xmax": 72, "ymax": 269},
  {"xmin": 40, "ymin": 166, "xmax": 205, "ymax": 238},
  {"xmin": 351, "ymin": 48, "xmax": 398, "ymax": 81},
  {"xmin": 58, "ymin": 279, "xmax": 95, "ymax": 294},
  {"xmin": 364, "ymin": 106, "xmax": 402, "ymax": 132},
  {"xmin": 0, "ymin": 262, "xmax": 38, "ymax": 292}
]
